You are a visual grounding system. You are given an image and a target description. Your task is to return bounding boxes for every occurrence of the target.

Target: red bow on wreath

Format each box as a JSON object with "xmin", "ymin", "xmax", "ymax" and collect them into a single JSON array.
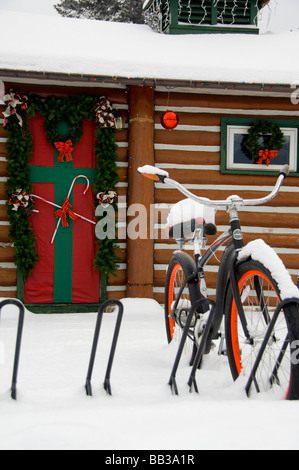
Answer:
[
  {"xmin": 54, "ymin": 197, "xmax": 78, "ymax": 227},
  {"xmin": 54, "ymin": 140, "xmax": 74, "ymax": 162},
  {"xmin": 257, "ymin": 149, "xmax": 278, "ymax": 166}
]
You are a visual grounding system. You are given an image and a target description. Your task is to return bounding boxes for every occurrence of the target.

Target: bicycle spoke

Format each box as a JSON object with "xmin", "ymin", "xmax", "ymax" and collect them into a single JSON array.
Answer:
[{"xmin": 253, "ymin": 275, "xmax": 271, "ymax": 325}]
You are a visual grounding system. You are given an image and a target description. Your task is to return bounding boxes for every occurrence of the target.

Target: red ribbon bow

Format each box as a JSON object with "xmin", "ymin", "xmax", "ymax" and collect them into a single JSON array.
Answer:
[
  {"xmin": 54, "ymin": 140, "xmax": 73, "ymax": 162},
  {"xmin": 257, "ymin": 149, "xmax": 278, "ymax": 166},
  {"xmin": 55, "ymin": 198, "xmax": 78, "ymax": 227}
]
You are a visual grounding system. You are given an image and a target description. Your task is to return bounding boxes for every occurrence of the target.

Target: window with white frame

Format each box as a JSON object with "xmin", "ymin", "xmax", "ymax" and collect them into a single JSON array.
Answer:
[{"xmin": 221, "ymin": 118, "xmax": 299, "ymax": 174}]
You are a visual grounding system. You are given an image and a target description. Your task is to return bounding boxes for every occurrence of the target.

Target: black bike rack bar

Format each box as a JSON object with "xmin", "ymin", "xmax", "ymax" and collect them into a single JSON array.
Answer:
[
  {"xmin": 85, "ymin": 299, "xmax": 124, "ymax": 397},
  {"xmin": 168, "ymin": 298, "xmax": 216, "ymax": 395},
  {"xmin": 0, "ymin": 299, "xmax": 25, "ymax": 400},
  {"xmin": 245, "ymin": 297, "xmax": 299, "ymax": 398},
  {"xmin": 187, "ymin": 299, "xmax": 216, "ymax": 393}
]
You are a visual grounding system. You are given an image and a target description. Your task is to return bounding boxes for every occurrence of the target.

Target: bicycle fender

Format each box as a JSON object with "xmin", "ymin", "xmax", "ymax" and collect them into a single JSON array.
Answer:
[
  {"xmin": 171, "ymin": 250, "xmax": 198, "ymax": 282},
  {"xmin": 237, "ymin": 239, "xmax": 299, "ymax": 301}
]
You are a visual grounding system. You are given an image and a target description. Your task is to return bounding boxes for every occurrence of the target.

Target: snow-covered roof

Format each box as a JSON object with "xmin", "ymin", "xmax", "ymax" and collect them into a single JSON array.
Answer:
[{"xmin": 0, "ymin": 10, "xmax": 299, "ymax": 87}]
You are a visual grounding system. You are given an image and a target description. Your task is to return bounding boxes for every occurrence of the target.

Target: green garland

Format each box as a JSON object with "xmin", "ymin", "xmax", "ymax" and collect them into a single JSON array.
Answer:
[
  {"xmin": 29, "ymin": 94, "xmax": 97, "ymax": 145},
  {"xmin": 242, "ymin": 120, "xmax": 285, "ymax": 163},
  {"xmin": 5, "ymin": 114, "xmax": 38, "ymax": 277},
  {"xmin": 93, "ymin": 127, "xmax": 122, "ymax": 276},
  {"xmin": 5, "ymin": 93, "xmax": 121, "ymax": 279}
]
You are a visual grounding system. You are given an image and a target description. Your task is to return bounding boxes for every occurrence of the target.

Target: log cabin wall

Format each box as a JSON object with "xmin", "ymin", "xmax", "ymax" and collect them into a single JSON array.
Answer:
[
  {"xmin": 1, "ymin": 82, "xmax": 299, "ymax": 305},
  {"xmin": 0, "ymin": 82, "xmax": 129, "ymax": 302},
  {"xmin": 0, "ymin": 105, "xmax": 15, "ymax": 297},
  {"xmin": 153, "ymin": 87, "xmax": 299, "ymax": 304}
]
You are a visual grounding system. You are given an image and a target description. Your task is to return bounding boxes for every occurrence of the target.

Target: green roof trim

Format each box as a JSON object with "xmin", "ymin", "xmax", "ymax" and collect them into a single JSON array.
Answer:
[{"xmin": 144, "ymin": 0, "xmax": 260, "ymax": 34}]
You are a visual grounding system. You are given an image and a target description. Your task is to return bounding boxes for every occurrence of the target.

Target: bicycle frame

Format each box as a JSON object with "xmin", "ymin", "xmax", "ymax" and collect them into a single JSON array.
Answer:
[
  {"xmin": 171, "ymin": 211, "xmax": 245, "ymax": 347},
  {"xmin": 196, "ymin": 229, "xmax": 234, "ymax": 341}
]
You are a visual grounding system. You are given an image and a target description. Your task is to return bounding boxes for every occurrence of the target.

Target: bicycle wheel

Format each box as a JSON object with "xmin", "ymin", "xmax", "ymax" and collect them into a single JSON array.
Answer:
[
  {"xmin": 225, "ymin": 259, "xmax": 299, "ymax": 399},
  {"xmin": 164, "ymin": 252, "xmax": 200, "ymax": 343}
]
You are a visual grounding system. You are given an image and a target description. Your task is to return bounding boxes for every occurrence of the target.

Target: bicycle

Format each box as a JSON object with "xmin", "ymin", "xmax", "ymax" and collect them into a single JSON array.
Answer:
[{"xmin": 138, "ymin": 164, "xmax": 299, "ymax": 400}]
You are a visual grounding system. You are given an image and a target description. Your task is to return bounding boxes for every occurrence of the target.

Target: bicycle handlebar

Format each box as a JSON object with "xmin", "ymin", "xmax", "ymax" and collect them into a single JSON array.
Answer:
[{"xmin": 138, "ymin": 164, "xmax": 289, "ymax": 209}]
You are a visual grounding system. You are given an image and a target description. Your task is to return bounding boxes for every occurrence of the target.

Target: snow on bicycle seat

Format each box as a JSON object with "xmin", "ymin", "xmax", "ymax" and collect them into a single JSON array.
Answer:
[{"xmin": 166, "ymin": 198, "xmax": 217, "ymax": 239}]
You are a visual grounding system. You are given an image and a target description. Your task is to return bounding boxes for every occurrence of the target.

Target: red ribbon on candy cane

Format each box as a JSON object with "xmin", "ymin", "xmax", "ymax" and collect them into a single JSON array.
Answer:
[
  {"xmin": 55, "ymin": 197, "xmax": 78, "ymax": 227},
  {"xmin": 51, "ymin": 175, "xmax": 90, "ymax": 243}
]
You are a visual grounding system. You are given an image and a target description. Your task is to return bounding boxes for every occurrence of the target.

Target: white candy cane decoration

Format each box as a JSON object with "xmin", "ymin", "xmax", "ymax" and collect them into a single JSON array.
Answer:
[
  {"xmin": 31, "ymin": 194, "xmax": 96, "ymax": 227},
  {"xmin": 50, "ymin": 175, "xmax": 90, "ymax": 244},
  {"xmin": 31, "ymin": 175, "xmax": 96, "ymax": 245}
]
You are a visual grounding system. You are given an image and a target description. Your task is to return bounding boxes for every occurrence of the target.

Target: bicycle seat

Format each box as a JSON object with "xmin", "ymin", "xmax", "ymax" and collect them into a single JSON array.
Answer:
[{"xmin": 166, "ymin": 198, "xmax": 217, "ymax": 239}]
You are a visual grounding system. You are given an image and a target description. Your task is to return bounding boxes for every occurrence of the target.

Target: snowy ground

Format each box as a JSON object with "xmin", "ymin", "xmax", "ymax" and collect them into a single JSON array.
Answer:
[{"xmin": 0, "ymin": 297, "xmax": 299, "ymax": 451}]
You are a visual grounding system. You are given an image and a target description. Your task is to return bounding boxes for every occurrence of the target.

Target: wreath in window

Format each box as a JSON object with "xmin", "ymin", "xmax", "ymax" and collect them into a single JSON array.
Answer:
[{"xmin": 242, "ymin": 120, "xmax": 285, "ymax": 166}]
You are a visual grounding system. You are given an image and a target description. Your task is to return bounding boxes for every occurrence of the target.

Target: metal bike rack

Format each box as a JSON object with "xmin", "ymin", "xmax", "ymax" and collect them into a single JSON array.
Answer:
[
  {"xmin": 0, "ymin": 299, "xmax": 25, "ymax": 400},
  {"xmin": 169, "ymin": 298, "xmax": 216, "ymax": 395},
  {"xmin": 245, "ymin": 297, "xmax": 299, "ymax": 399},
  {"xmin": 85, "ymin": 299, "xmax": 124, "ymax": 396}
]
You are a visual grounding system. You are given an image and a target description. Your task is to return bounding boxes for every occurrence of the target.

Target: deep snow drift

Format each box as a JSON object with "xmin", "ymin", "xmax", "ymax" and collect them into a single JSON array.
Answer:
[
  {"xmin": 0, "ymin": 298, "xmax": 299, "ymax": 450},
  {"xmin": 0, "ymin": 10, "xmax": 299, "ymax": 86}
]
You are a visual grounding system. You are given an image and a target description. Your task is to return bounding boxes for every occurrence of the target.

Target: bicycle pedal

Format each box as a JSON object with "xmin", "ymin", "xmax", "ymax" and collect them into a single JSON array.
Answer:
[{"xmin": 178, "ymin": 308, "xmax": 196, "ymax": 328}]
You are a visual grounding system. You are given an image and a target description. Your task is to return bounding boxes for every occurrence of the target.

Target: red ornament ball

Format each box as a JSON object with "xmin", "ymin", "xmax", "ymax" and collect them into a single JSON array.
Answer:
[{"xmin": 161, "ymin": 110, "xmax": 179, "ymax": 130}]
